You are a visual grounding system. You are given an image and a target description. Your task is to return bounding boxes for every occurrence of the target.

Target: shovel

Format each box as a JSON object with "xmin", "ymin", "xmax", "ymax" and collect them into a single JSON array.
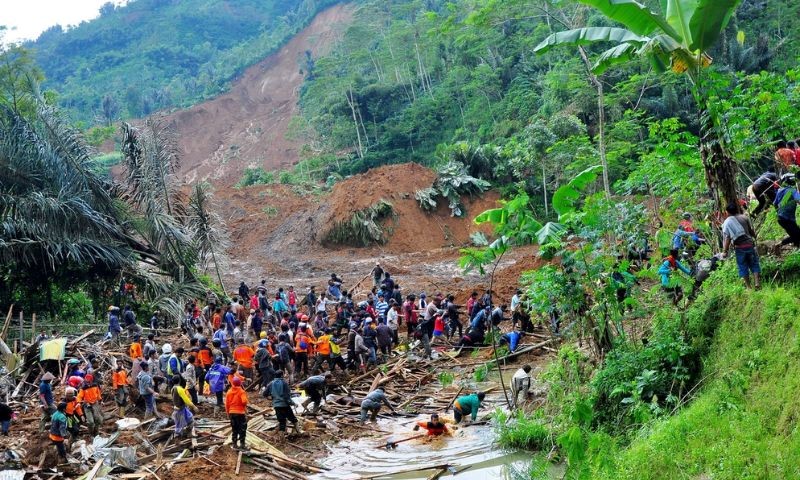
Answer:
[{"xmin": 384, "ymin": 434, "xmax": 426, "ymax": 449}]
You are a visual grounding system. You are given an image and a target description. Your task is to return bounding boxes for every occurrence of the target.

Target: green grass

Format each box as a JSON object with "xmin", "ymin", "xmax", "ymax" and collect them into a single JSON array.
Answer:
[
  {"xmin": 496, "ymin": 409, "xmax": 553, "ymax": 451},
  {"xmin": 91, "ymin": 152, "xmax": 123, "ymax": 176},
  {"xmin": 604, "ymin": 282, "xmax": 800, "ymax": 479}
]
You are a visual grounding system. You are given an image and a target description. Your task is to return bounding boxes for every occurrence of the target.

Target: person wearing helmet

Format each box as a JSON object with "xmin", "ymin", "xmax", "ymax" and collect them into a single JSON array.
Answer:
[
  {"xmin": 359, "ymin": 387, "xmax": 396, "ymax": 424},
  {"xmin": 226, "ymin": 375, "xmax": 249, "ymax": 450},
  {"xmin": 112, "ymin": 364, "xmax": 129, "ymax": 417},
  {"xmin": 204, "ymin": 356, "xmax": 232, "ymax": 415},
  {"xmin": 453, "ymin": 391, "xmax": 486, "ymax": 424},
  {"xmin": 108, "ymin": 306, "xmax": 121, "ymax": 346},
  {"xmin": 64, "ymin": 387, "xmax": 83, "ymax": 437},
  {"xmin": 77, "ymin": 373, "xmax": 103, "ymax": 435}
]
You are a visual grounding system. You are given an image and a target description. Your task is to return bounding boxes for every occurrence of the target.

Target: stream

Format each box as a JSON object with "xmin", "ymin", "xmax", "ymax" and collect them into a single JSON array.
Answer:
[{"xmin": 312, "ymin": 379, "xmax": 541, "ymax": 480}]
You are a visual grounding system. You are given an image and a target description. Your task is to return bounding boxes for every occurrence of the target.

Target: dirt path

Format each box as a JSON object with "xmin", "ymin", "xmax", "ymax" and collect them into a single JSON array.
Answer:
[{"xmin": 165, "ymin": 3, "xmax": 355, "ymax": 183}]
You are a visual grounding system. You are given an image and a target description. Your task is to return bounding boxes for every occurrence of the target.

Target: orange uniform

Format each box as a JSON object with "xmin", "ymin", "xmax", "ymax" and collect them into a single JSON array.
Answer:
[
  {"xmin": 112, "ymin": 370, "xmax": 128, "ymax": 389},
  {"xmin": 416, "ymin": 420, "xmax": 449, "ymax": 436},
  {"xmin": 66, "ymin": 399, "xmax": 83, "ymax": 417},
  {"xmin": 227, "ymin": 371, "xmax": 245, "ymax": 386},
  {"xmin": 197, "ymin": 347, "xmax": 213, "ymax": 368},
  {"xmin": 212, "ymin": 313, "xmax": 222, "ymax": 330},
  {"xmin": 315, "ymin": 334, "xmax": 331, "ymax": 355},
  {"xmin": 77, "ymin": 385, "xmax": 102, "ymax": 404},
  {"xmin": 225, "ymin": 386, "xmax": 248, "ymax": 414},
  {"xmin": 295, "ymin": 331, "xmax": 315, "ymax": 354},
  {"xmin": 233, "ymin": 345, "xmax": 255, "ymax": 369},
  {"xmin": 129, "ymin": 342, "xmax": 143, "ymax": 359}
]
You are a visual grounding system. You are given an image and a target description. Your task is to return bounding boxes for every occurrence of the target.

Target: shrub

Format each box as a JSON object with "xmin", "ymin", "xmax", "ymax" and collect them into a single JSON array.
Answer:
[
  {"xmin": 322, "ymin": 200, "xmax": 394, "ymax": 246},
  {"xmin": 496, "ymin": 410, "xmax": 553, "ymax": 451}
]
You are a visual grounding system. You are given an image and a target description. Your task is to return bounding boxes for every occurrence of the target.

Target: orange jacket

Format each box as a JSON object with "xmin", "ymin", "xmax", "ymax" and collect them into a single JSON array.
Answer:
[
  {"xmin": 129, "ymin": 342, "xmax": 143, "ymax": 359},
  {"xmin": 212, "ymin": 313, "xmax": 222, "ymax": 330},
  {"xmin": 112, "ymin": 370, "xmax": 128, "ymax": 389},
  {"xmin": 233, "ymin": 345, "xmax": 255, "ymax": 369},
  {"xmin": 315, "ymin": 335, "xmax": 331, "ymax": 355},
  {"xmin": 225, "ymin": 386, "xmax": 248, "ymax": 415},
  {"xmin": 197, "ymin": 348, "xmax": 213, "ymax": 368},
  {"xmin": 65, "ymin": 399, "xmax": 83, "ymax": 417},
  {"xmin": 227, "ymin": 371, "xmax": 245, "ymax": 386},
  {"xmin": 77, "ymin": 385, "xmax": 102, "ymax": 404},
  {"xmin": 295, "ymin": 332, "xmax": 314, "ymax": 354}
]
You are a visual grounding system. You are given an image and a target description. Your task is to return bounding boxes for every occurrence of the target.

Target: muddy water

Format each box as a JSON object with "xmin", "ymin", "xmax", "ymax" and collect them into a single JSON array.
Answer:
[
  {"xmin": 314, "ymin": 378, "xmax": 538, "ymax": 480},
  {"xmin": 313, "ymin": 415, "xmax": 531, "ymax": 479}
]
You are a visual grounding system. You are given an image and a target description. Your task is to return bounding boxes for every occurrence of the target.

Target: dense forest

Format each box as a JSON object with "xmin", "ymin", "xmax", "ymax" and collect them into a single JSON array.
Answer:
[
  {"xmin": 289, "ymin": 0, "xmax": 800, "ymax": 215},
  {"xmin": 26, "ymin": 0, "xmax": 340, "ymax": 123}
]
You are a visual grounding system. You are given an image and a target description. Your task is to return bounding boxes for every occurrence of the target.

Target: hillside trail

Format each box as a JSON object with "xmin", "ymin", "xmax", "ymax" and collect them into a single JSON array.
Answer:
[{"xmin": 164, "ymin": 3, "xmax": 355, "ymax": 183}]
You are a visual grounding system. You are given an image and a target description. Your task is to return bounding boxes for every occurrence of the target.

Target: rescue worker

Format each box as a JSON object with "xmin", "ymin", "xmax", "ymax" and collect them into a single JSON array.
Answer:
[
  {"xmin": 453, "ymin": 391, "xmax": 485, "ymax": 424},
  {"xmin": 266, "ymin": 370, "xmax": 301, "ymax": 437},
  {"xmin": 49, "ymin": 402, "xmax": 69, "ymax": 463},
  {"xmin": 112, "ymin": 364, "xmax": 129, "ymax": 417},
  {"xmin": 170, "ymin": 375, "xmax": 197, "ymax": 437},
  {"xmin": 205, "ymin": 356, "xmax": 232, "ymax": 415},
  {"xmin": 359, "ymin": 388, "xmax": 396, "ymax": 423},
  {"xmin": 77, "ymin": 373, "xmax": 103, "ymax": 435},
  {"xmin": 413, "ymin": 413, "xmax": 450, "ymax": 436},
  {"xmin": 298, "ymin": 372, "xmax": 330, "ymax": 415},
  {"xmin": 233, "ymin": 341, "xmax": 256, "ymax": 381},
  {"xmin": 226, "ymin": 376, "xmax": 249, "ymax": 450},
  {"xmin": 64, "ymin": 387, "xmax": 83, "ymax": 438},
  {"xmin": 39, "ymin": 372, "xmax": 56, "ymax": 432},
  {"xmin": 511, "ymin": 365, "xmax": 532, "ymax": 408}
]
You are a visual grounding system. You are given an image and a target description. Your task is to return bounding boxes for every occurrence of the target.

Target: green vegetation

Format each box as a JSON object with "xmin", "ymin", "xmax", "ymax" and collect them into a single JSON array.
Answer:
[
  {"xmin": 237, "ymin": 167, "xmax": 276, "ymax": 188},
  {"xmin": 90, "ymin": 151, "xmax": 123, "ymax": 176},
  {"xmin": 322, "ymin": 199, "xmax": 394, "ymax": 246},
  {"xmin": 295, "ymin": 0, "xmax": 800, "ymax": 212},
  {"xmin": 27, "ymin": 0, "xmax": 341, "ymax": 123}
]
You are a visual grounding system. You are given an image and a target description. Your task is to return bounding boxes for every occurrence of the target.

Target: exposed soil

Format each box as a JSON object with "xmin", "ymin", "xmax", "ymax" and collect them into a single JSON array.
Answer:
[
  {"xmin": 210, "ymin": 163, "xmax": 502, "ymax": 293},
  {"xmin": 162, "ymin": 3, "xmax": 355, "ymax": 183}
]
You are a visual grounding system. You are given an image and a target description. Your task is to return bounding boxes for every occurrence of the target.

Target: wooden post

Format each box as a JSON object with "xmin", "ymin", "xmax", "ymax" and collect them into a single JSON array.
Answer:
[
  {"xmin": 30, "ymin": 313, "xmax": 36, "ymax": 343},
  {"xmin": 17, "ymin": 311, "xmax": 22, "ymax": 353}
]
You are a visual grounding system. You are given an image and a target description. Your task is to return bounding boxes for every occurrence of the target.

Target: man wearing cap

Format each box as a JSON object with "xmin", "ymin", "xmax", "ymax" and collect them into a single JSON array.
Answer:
[
  {"xmin": 360, "ymin": 387, "xmax": 396, "ymax": 423},
  {"xmin": 39, "ymin": 372, "xmax": 56, "ymax": 432},
  {"xmin": 226, "ymin": 375, "xmax": 249, "ymax": 450},
  {"xmin": 77, "ymin": 373, "xmax": 103, "ymax": 435}
]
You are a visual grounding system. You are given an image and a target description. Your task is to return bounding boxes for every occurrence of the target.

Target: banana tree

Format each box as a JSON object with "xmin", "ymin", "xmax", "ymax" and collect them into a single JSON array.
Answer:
[{"xmin": 534, "ymin": 0, "xmax": 742, "ymax": 212}]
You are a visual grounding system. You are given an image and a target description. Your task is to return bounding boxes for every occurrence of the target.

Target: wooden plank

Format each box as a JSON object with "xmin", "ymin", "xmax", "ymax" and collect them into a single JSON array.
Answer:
[
  {"xmin": 235, "ymin": 451, "xmax": 243, "ymax": 475},
  {"xmin": 1, "ymin": 304, "xmax": 13, "ymax": 341}
]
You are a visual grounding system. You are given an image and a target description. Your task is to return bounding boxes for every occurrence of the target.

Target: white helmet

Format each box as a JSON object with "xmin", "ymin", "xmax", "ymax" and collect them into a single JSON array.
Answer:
[{"xmin": 161, "ymin": 343, "xmax": 172, "ymax": 354}]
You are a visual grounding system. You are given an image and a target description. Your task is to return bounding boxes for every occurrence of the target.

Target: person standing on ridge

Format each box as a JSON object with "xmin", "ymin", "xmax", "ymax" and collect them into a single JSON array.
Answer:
[{"xmin": 721, "ymin": 202, "xmax": 761, "ymax": 289}]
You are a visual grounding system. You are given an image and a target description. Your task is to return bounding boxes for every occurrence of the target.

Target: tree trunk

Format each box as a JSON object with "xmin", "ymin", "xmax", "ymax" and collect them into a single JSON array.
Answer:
[
  {"xmin": 698, "ymin": 97, "xmax": 739, "ymax": 212},
  {"xmin": 597, "ymin": 82, "xmax": 610, "ymax": 197}
]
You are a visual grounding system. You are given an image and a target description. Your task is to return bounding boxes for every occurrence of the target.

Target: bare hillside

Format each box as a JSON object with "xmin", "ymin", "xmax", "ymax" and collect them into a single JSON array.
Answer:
[{"xmin": 166, "ymin": 3, "xmax": 354, "ymax": 183}]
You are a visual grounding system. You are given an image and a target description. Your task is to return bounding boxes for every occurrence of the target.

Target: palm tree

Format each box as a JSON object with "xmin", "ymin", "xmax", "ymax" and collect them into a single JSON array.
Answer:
[{"xmin": 534, "ymin": 0, "xmax": 742, "ymax": 211}]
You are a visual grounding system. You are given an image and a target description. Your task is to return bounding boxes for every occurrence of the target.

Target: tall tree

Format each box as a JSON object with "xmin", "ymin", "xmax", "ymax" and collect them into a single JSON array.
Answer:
[{"xmin": 534, "ymin": 0, "xmax": 743, "ymax": 211}]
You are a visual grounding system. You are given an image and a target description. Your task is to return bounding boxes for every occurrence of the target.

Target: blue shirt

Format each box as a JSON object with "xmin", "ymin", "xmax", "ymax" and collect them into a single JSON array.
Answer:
[
  {"xmin": 108, "ymin": 313, "xmax": 121, "ymax": 333},
  {"xmin": 224, "ymin": 311, "xmax": 236, "ymax": 333},
  {"xmin": 205, "ymin": 364, "xmax": 232, "ymax": 393},
  {"xmin": 39, "ymin": 381, "xmax": 53, "ymax": 406},
  {"xmin": 213, "ymin": 329, "xmax": 229, "ymax": 349},
  {"xmin": 774, "ymin": 187, "xmax": 800, "ymax": 220}
]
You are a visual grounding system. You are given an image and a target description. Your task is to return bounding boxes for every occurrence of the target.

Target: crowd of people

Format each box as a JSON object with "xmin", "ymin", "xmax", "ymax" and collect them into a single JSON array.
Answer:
[{"xmin": 31, "ymin": 266, "xmax": 536, "ymax": 462}]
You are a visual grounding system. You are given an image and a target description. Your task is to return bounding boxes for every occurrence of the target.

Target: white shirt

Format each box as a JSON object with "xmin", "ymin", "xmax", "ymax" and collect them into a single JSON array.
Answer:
[
  {"xmin": 512, "ymin": 368, "xmax": 529, "ymax": 381},
  {"xmin": 387, "ymin": 309, "xmax": 399, "ymax": 331},
  {"xmin": 511, "ymin": 294, "xmax": 521, "ymax": 311}
]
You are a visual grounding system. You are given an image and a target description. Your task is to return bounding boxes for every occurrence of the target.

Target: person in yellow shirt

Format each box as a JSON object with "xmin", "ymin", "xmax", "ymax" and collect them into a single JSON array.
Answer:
[
  {"xmin": 112, "ymin": 365, "xmax": 129, "ymax": 417},
  {"xmin": 170, "ymin": 375, "xmax": 197, "ymax": 437}
]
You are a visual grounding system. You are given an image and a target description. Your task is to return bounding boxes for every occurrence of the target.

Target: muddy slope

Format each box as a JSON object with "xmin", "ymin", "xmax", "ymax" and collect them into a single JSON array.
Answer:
[{"xmin": 165, "ymin": 3, "xmax": 355, "ymax": 183}]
